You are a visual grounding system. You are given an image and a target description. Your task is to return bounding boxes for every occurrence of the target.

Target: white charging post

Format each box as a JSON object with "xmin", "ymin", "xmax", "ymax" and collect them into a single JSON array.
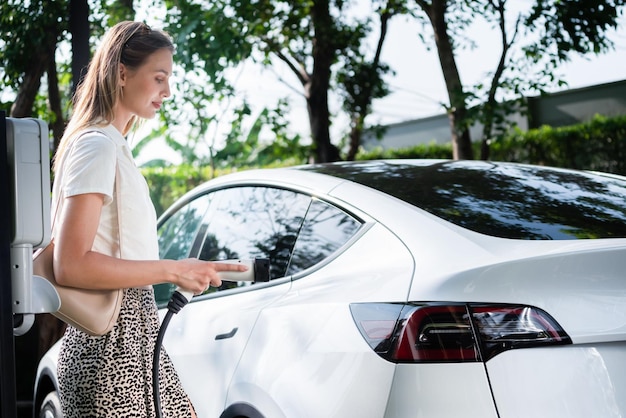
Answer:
[{"xmin": 6, "ymin": 118, "xmax": 60, "ymax": 336}]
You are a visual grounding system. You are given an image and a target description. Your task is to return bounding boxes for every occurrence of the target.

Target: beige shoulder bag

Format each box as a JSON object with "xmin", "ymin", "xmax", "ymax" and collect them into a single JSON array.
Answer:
[{"xmin": 32, "ymin": 155, "xmax": 124, "ymax": 336}]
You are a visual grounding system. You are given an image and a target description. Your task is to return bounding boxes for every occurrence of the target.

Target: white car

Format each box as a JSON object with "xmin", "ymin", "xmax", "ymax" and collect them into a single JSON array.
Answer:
[{"xmin": 34, "ymin": 159, "xmax": 626, "ymax": 418}]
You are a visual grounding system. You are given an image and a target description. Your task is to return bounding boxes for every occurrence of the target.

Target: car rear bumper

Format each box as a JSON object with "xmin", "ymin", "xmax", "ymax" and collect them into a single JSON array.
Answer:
[
  {"xmin": 383, "ymin": 363, "xmax": 498, "ymax": 418},
  {"xmin": 487, "ymin": 342, "xmax": 626, "ymax": 418},
  {"xmin": 382, "ymin": 341, "xmax": 626, "ymax": 418}
]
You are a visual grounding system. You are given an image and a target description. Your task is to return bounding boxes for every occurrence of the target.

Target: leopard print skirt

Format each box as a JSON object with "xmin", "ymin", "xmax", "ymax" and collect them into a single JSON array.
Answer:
[{"xmin": 58, "ymin": 287, "xmax": 194, "ymax": 418}]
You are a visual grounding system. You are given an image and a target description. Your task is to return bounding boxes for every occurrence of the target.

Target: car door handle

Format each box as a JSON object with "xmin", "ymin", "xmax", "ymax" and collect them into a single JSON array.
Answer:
[{"xmin": 215, "ymin": 327, "xmax": 238, "ymax": 340}]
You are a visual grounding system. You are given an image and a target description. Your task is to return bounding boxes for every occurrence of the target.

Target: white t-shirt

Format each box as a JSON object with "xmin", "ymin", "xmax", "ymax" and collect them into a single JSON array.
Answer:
[{"xmin": 52, "ymin": 124, "xmax": 159, "ymax": 264}]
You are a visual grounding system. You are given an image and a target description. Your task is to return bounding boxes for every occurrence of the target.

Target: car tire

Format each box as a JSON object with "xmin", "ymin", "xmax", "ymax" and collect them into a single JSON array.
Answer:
[{"xmin": 39, "ymin": 391, "xmax": 62, "ymax": 418}]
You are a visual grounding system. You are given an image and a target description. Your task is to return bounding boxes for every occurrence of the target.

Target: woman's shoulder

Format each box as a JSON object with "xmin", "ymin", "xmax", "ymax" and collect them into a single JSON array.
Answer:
[
  {"xmin": 70, "ymin": 128, "xmax": 117, "ymax": 159},
  {"xmin": 76, "ymin": 125, "xmax": 117, "ymax": 144}
]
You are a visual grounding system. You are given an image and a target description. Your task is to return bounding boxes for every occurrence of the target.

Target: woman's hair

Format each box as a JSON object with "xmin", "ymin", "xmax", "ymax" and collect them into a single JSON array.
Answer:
[{"xmin": 53, "ymin": 21, "xmax": 174, "ymax": 171}]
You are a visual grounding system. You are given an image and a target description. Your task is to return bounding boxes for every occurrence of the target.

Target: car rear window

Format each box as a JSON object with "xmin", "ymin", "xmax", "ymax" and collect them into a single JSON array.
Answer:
[{"xmin": 299, "ymin": 160, "xmax": 626, "ymax": 240}]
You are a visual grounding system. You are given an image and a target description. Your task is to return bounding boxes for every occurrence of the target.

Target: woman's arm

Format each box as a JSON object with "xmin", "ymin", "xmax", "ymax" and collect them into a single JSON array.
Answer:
[{"xmin": 53, "ymin": 193, "xmax": 245, "ymax": 293}]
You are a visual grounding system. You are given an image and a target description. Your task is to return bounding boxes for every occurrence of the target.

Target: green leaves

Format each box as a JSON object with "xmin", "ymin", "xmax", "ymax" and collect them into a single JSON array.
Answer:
[
  {"xmin": 526, "ymin": 0, "xmax": 621, "ymax": 61},
  {"xmin": 0, "ymin": 0, "xmax": 68, "ymax": 89}
]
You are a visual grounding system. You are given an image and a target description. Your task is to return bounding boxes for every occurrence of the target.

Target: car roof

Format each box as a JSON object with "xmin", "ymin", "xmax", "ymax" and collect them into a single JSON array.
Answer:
[{"xmin": 173, "ymin": 159, "xmax": 626, "ymax": 241}]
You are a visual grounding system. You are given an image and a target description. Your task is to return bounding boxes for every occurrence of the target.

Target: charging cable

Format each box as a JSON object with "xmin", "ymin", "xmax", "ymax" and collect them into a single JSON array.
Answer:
[
  {"xmin": 153, "ymin": 288, "xmax": 192, "ymax": 418},
  {"xmin": 152, "ymin": 259, "xmax": 269, "ymax": 418}
]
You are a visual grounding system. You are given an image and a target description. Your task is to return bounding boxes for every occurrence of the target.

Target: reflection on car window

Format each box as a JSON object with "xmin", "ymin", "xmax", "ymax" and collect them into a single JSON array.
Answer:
[
  {"xmin": 197, "ymin": 187, "xmax": 311, "ymax": 286},
  {"xmin": 410, "ymin": 163, "xmax": 626, "ymax": 239},
  {"xmin": 158, "ymin": 194, "xmax": 212, "ymax": 260},
  {"xmin": 155, "ymin": 194, "xmax": 212, "ymax": 306},
  {"xmin": 303, "ymin": 160, "xmax": 626, "ymax": 240},
  {"xmin": 286, "ymin": 198, "xmax": 361, "ymax": 275}
]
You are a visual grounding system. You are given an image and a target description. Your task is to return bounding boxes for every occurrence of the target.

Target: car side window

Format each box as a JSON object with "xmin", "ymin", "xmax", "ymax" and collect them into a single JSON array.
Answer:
[
  {"xmin": 197, "ymin": 186, "xmax": 311, "ymax": 284},
  {"xmin": 154, "ymin": 186, "xmax": 362, "ymax": 306},
  {"xmin": 286, "ymin": 198, "xmax": 361, "ymax": 275},
  {"xmin": 155, "ymin": 194, "xmax": 212, "ymax": 306}
]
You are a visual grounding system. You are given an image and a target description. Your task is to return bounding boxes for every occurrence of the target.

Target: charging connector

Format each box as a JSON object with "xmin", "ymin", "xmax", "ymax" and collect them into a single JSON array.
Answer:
[{"xmin": 216, "ymin": 258, "xmax": 270, "ymax": 283}]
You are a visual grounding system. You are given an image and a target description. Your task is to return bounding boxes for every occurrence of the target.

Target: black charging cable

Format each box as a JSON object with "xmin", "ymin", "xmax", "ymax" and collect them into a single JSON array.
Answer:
[
  {"xmin": 152, "ymin": 258, "xmax": 269, "ymax": 417},
  {"xmin": 153, "ymin": 289, "xmax": 191, "ymax": 418}
]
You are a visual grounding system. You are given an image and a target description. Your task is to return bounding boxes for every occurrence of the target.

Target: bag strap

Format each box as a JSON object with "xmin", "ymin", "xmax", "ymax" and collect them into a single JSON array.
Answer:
[
  {"xmin": 114, "ymin": 164, "xmax": 122, "ymax": 257},
  {"xmin": 51, "ymin": 129, "xmax": 123, "ymax": 257}
]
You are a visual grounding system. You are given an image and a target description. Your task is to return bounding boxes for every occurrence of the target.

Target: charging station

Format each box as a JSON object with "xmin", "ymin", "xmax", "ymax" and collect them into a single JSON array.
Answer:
[
  {"xmin": 0, "ymin": 112, "xmax": 61, "ymax": 417},
  {"xmin": 7, "ymin": 116, "xmax": 60, "ymax": 336}
]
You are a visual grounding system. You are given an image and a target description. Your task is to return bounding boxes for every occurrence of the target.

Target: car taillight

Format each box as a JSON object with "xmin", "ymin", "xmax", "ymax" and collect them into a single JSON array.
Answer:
[{"xmin": 350, "ymin": 302, "xmax": 571, "ymax": 363}]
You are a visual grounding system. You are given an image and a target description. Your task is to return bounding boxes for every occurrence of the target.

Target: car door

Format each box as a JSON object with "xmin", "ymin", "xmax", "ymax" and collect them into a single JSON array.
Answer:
[{"xmin": 156, "ymin": 185, "xmax": 311, "ymax": 417}]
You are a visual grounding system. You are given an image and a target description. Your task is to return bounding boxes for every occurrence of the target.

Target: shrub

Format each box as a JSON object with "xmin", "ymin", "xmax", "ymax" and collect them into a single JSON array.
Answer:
[{"xmin": 490, "ymin": 114, "xmax": 626, "ymax": 175}]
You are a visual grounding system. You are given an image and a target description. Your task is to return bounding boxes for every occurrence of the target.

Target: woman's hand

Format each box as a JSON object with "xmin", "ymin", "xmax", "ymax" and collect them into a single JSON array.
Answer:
[{"xmin": 172, "ymin": 258, "xmax": 249, "ymax": 294}]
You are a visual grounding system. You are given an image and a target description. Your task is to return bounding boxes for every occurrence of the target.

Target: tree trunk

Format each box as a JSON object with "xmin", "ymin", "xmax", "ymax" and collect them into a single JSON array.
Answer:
[
  {"xmin": 346, "ymin": 115, "xmax": 363, "ymax": 161},
  {"xmin": 47, "ymin": 50, "xmax": 65, "ymax": 151},
  {"xmin": 307, "ymin": 80, "xmax": 339, "ymax": 162},
  {"xmin": 480, "ymin": 119, "xmax": 492, "ymax": 160},
  {"xmin": 9, "ymin": 56, "xmax": 48, "ymax": 118},
  {"xmin": 345, "ymin": 4, "xmax": 393, "ymax": 161},
  {"xmin": 480, "ymin": 0, "xmax": 518, "ymax": 161},
  {"xmin": 308, "ymin": 0, "xmax": 340, "ymax": 163},
  {"xmin": 70, "ymin": 0, "xmax": 91, "ymax": 96},
  {"xmin": 448, "ymin": 107, "xmax": 473, "ymax": 160},
  {"xmin": 421, "ymin": 0, "xmax": 474, "ymax": 160}
]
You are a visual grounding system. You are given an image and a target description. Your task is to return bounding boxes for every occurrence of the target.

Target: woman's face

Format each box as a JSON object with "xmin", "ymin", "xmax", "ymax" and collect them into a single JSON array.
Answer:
[{"xmin": 118, "ymin": 48, "xmax": 173, "ymax": 121}]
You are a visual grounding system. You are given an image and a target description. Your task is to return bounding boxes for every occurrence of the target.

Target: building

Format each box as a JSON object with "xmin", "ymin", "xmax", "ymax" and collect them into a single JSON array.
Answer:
[{"xmin": 363, "ymin": 79, "xmax": 626, "ymax": 150}]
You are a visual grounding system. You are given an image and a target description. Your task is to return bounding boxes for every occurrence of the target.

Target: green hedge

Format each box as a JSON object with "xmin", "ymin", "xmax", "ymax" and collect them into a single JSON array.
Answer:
[
  {"xmin": 490, "ymin": 114, "xmax": 626, "ymax": 175},
  {"xmin": 355, "ymin": 141, "xmax": 453, "ymax": 160},
  {"xmin": 143, "ymin": 165, "xmax": 216, "ymax": 217}
]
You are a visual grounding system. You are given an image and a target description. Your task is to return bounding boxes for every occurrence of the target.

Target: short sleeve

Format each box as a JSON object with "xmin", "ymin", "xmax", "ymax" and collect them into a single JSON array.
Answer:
[{"xmin": 63, "ymin": 131, "xmax": 117, "ymax": 205}]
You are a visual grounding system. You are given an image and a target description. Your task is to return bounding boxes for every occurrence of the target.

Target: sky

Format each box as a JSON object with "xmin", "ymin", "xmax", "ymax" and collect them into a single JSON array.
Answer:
[{"xmin": 136, "ymin": 3, "xmax": 626, "ymax": 164}]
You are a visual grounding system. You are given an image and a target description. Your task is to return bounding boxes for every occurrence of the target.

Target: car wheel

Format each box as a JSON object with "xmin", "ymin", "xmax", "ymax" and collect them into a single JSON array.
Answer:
[{"xmin": 39, "ymin": 391, "xmax": 62, "ymax": 418}]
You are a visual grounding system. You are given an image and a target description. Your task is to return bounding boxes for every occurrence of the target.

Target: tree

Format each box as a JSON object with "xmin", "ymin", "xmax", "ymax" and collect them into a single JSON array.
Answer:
[
  {"xmin": 213, "ymin": 100, "xmax": 309, "ymax": 168},
  {"xmin": 413, "ymin": 0, "xmax": 474, "ymax": 159},
  {"xmin": 477, "ymin": 0, "xmax": 625, "ymax": 160},
  {"xmin": 0, "ymin": 0, "xmax": 135, "ymax": 148},
  {"xmin": 1, "ymin": 0, "xmax": 68, "ymax": 145},
  {"xmin": 411, "ymin": 0, "xmax": 625, "ymax": 160},
  {"xmin": 338, "ymin": 1, "xmax": 407, "ymax": 161},
  {"xmin": 163, "ymin": 0, "xmax": 397, "ymax": 163}
]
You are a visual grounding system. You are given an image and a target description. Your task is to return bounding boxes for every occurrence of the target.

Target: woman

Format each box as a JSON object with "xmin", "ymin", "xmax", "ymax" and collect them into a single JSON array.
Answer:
[{"xmin": 52, "ymin": 21, "xmax": 246, "ymax": 417}]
